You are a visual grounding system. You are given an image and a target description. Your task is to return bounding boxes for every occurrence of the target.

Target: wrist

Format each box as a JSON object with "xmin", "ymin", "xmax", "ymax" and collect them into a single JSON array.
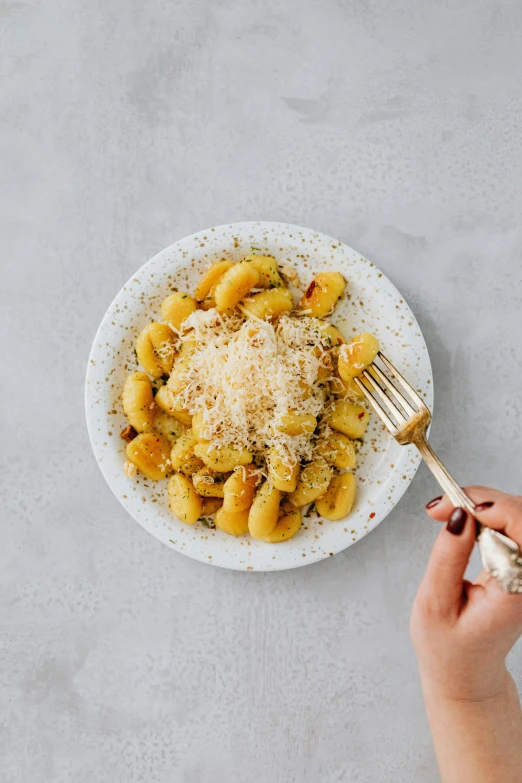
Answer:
[{"xmin": 419, "ymin": 665, "xmax": 513, "ymax": 706}]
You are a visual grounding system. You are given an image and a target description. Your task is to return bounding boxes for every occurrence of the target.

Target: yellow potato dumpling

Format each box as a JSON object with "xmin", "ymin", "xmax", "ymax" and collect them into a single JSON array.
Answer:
[
  {"xmin": 178, "ymin": 339, "xmax": 197, "ymax": 359},
  {"xmin": 214, "ymin": 261, "xmax": 260, "ymax": 313},
  {"xmin": 214, "ymin": 506, "xmax": 250, "ymax": 537},
  {"xmin": 126, "ymin": 431, "xmax": 172, "ymax": 481},
  {"xmin": 338, "ymin": 332, "xmax": 380, "ymax": 380},
  {"xmin": 330, "ymin": 374, "xmax": 366, "ymax": 400},
  {"xmin": 160, "ymin": 292, "xmax": 197, "ymax": 331},
  {"xmin": 288, "ymin": 459, "xmax": 333, "ymax": 508},
  {"xmin": 267, "ymin": 447, "xmax": 300, "ymax": 492},
  {"xmin": 170, "ymin": 430, "xmax": 204, "ymax": 476},
  {"xmin": 199, "ymin": 285, "xmax": 219, "ymax": 310},
  {"xmin": 263, "ymin": 503, "xmax": 302, "ymax": 543},
  {"xmin": 329, "ymin": 374, "xmax": 346, "ymax": 395},
  {"xmin": 316, "ymin": 473, "xmax": 356, "ymax": 521},
  {"xmin": 222, "ymin": 465, "xmax": 258, "ymax": 512},
  {"xmin": 193, "ymin": 443, "xmax": 253, "ymax": 473},
  {"xmin": 153, "ymin": 410, "xmax": 187, "ymax": 443},
  {"xmin": 167, "ymin": 359, "xmax": 191, "ymax": 396},
  {"xmin": 279, "ymin": 412, "xmax": 317, "ymax": 436},
  {"xmin": 242, "ymin": 254, "xmax": 283, "ymax": 288},
  {"xmin": 192, "ymin": 467, "xmax": 227, "ymax": 498},
  {"xmin": 299, "ymin": 272, "xmax": 345, "ymax": 317},
  {"xmin": 328, "ymin": 400, "xmax": 370, "ymax": 439},
  {"xmin": 345, "ymin": 377, "xmax": 366, "ymax": 400},
  {"xmin": 167, "ymin": 473, "xmax": 203, "ymax": 524},
  {"xmin": 319, "ymin": 321, "xmax": 346, "ymax": 348},
  {"xmin": 122, "ymin": 372, "xmax": 155, "ymax": 432},
  {"xmin": 241, "ymin": 288, "xmax": 293, "ymax": 320},
  {"xmin": 201, "ymin": 497, "xmax": 223, "ymax": 516},
  {"xmin": 248, "ymin": 481, "xmax": 281, "ymax": 539},
  {"xmin": 136, "ymin": 322, "xmax": 177, "ymax": 378},
  {"xmin": 154, "ymin": 386, "xmax": 192, "ymax": 426},
  {"xmin": 194, "ymin": 260, "xmax": 234, "ymax": 303},
  {"xmin": 316, "ymin": 432, "xmax": 356, "ymax": 470},
  {"xmin": 167, "ymin": 339, "xmax": 197, "ymax": 391},
  {"xmin": 191, "ymin": 411, "xmax": 208, "ymax": 441}
]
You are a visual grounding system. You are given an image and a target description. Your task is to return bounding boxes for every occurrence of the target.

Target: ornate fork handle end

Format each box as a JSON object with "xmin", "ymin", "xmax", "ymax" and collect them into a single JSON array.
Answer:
[{"xmin": 477, "ymin": 528, "xmax": 522, "ymax": 594}]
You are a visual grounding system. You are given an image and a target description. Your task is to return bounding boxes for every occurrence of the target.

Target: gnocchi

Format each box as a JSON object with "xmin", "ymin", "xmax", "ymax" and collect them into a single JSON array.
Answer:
[
  {"xmin": 122, "ymin": 372, "xmax": 155, "ymax": 432},
  {"xmin": 214, "ymin": 261, "xmax": 260, "ymax": 312},
  {"xmin": 248, "ymin": 481, "xmax": 281, "ymax": 539},
  {"xmin": 316, "ymin": 431, "xmax": 357, "ymax": 470},
  {"xmin": 319, "ymin": 321, "xmax": 346, "ymax": 348},
  {"xmin": 330, "ymin": 374, "xmax": 366, "ymax": 400},
  {"xmin": 167, "ymin": 347, "xmax": 194, "ymax": 395},
  {"xmin": 193, "ymin": 443, "xmax": 253, "ymax": 473},
  {"xmin": 194, "ymin": 261, "xmax": 234, "ymax": 303},
  {"xmin": 315, "ymin": 473, "xmax": 356, "ymax": 521},
  {"xmin": 154, "ymin": 386, "xmax": 193, "ymax": 426},
  {"xmin": 160, "ymin": 292, "xmax": 197, "ymax": 331},
  {"xmin": 170, "ymin": 430, "xmax": 204, "ymax": 476},
  {"xmin": 192, "ymin": 467, "xmax": 228, "ymax": 497},
  {"xmin": 126, "ymin": 431, "xmax": 172, "ymax": 480},
  {"xmin": 327, "ymin": 400, "xmax": 370, "ymax": 439},
  {"xmin": 214, "ymin": 506, "xmax": 250, "ymax": 537},
  {"xmin": 241, "ymin": 288, "xmax": 293, "ymax": 320},
  {"xmin": 288, "ymin": 459, "xmax": 333, "ymax": 508},
  {"xmin": 153, "ymin": 410, "xmax": 187, "ymax": 443},
  {"xmin": 263, "ymin": 502, "xmax": 302, "ymax": 543},
  {"xmin": 279, "ymin": 412, "xmax": 317, "ymax": 436},
  {"xmin": 338, "ymin": 332, "xmax": 380, "ymax": 380},
  {"xmin": 298, "ymin": 272, "xmax": 345, "ymax": 317},
  {"xmin": 201, "ymin": 497, "xmax": 223, "ymax": 517},
  {"xmin": 242, "ymin": 254, "xmax": 283, "ymax": 288},
  {"xmin": 168, "ymin": 473, "xmax": 203, "ymax": 524},
  {"xmin": 222, "ymin": 465, "xmax": 258, "ymax": 512},
  {"xmin": 268, "ymin": 447, "xmax": 300, "ymax": 492},
  {"xmin": 136, "ymin": 322, "xmax": 177, "ymax": 378}
]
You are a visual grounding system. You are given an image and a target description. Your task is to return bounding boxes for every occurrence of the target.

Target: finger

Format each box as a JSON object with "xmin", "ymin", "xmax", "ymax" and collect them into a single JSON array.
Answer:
[
  {"xmin": 422, "ymin": 509, "xmax": 477, "ymax": 616},
  {"xmin": 425, "ymin": 486, "xmax": 522, "ymax": 547},
  {"xmin": 425, "ymin": 487, "xmax": 506, "ymax": 520}
]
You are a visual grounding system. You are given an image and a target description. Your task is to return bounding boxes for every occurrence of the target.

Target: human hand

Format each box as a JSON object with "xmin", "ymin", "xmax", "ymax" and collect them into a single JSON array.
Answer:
[{"xmin": 411, "ymin": 487, "xmax": 522, "ymax": 703}]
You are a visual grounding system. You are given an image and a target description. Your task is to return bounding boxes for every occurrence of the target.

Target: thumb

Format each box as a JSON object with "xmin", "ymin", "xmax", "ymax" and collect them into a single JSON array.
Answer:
[{"xmin": 422, "ymin": 508, "xmax": 476, "ymax": 616}]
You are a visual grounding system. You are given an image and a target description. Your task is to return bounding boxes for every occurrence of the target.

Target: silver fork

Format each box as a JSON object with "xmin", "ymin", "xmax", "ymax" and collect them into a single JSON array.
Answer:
[{"xmin": 354, "ymin": 353, "xmax": 522, "ymax": 594}]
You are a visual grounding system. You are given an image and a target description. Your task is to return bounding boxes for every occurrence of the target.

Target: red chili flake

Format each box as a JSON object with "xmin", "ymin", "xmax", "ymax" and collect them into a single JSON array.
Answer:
[
  {"xmin": 305, "ymin": 280, "xmax": 316, "ymax": 298},
  {"xmin": 120, "ymin": 424, "xmax": 137, "ymax": 442},
  {"xmin": 357, "ymin": 412, "xmax": 365, "ymax": 419},
  {"xmin": 369, "ymin": 512, "xmax": 376, "ymax": 519}
]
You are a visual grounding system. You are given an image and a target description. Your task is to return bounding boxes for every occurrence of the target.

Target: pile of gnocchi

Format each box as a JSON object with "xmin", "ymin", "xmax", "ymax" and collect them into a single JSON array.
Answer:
[{"xmin": 121, "ymin": 252, "xmax": 380, "ymax": 543}]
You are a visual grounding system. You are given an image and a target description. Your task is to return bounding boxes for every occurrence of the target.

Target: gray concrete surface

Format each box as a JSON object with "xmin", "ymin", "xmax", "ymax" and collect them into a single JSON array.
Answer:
[{"xmin": 2, "ymin": 1, "xmax": 522, "ymax": 781}]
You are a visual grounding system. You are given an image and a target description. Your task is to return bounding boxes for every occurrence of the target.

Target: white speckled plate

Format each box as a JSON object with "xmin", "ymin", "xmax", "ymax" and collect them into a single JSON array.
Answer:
[{"xmin": 85, "ymin": 222, "xmax": 433, "ymax": 571}]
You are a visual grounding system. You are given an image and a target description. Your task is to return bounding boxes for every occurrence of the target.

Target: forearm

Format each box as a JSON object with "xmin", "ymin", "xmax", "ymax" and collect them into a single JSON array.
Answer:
[{"xmin": 422, "ymin": 672, "xmax": 522, "ymax": 783}]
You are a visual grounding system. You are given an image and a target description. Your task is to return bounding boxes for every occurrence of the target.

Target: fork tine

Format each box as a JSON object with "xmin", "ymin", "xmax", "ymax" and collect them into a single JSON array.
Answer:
[
  {"xmin": 361, "ymin": 370, "xmax": 408, "ymax": 426},
  {"xmin": 378, "ymin": 352, "xmax": 427, "ymax": 410},
  {"xmin": 353, "ymin": 377, "xmax": 399, "ymax": 434},
  {"xmin": 368, "ymin": 364, "xmax": 417, "ymax": 417}
]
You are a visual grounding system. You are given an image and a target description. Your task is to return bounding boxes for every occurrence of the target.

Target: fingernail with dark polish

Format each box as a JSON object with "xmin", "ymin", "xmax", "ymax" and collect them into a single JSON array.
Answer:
[
  {"xmin": 474, "ymin": 502, "xmax": 494, "ymax": 512},
  {"xmin": 426, "ymin": 496, "xmax": 443, "ymax": 509},
  {"xmin": 447, "ymin": 507, "xmax": 468, "ymax": 535}
]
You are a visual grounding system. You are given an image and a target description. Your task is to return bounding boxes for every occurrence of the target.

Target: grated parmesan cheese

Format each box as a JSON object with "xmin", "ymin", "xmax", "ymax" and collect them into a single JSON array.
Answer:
[{"xmin": 170, "ymin": 309, "xmax": 339, "ymax": 471}]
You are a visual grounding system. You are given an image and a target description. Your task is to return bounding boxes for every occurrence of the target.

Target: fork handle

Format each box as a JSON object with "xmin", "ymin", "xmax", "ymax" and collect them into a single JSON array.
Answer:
[{"xmin": 414, "ymin": 434, "xmax": 522, "ymax": 594}]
